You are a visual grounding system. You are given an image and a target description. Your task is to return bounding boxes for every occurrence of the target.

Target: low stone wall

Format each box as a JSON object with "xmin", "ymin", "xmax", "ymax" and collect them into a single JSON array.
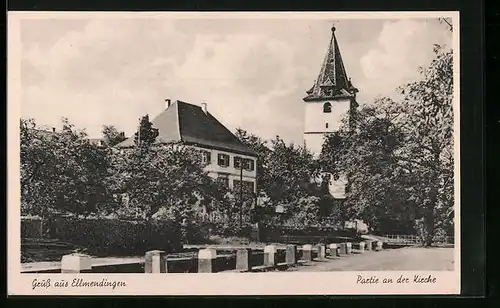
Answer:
[{"xmin": 21, "ymin": 240, "xmax": 385, "ymax": 274}]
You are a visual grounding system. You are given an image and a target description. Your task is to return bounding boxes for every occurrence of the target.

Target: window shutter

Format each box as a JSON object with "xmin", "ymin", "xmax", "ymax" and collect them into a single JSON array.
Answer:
[
  {"xmin": 204, "ymin": 151, "xmax": 211, "ymax": 164},
  {"xmin": 218, "ymin": 153, "xmax": 229, "ymax": 167},
  {"xmin": 241, "ymin": 158, "xmax": 255, "ymax": 171},
  {"xmin": 249, "ymin": 159, "xmax": 255, "ymax": 171}
]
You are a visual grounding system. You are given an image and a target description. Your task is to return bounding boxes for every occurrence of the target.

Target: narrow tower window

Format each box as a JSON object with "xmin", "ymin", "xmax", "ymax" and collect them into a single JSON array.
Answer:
[
  {"xmin": 326, "ymin": 122, "xmax": 329, "ymax": 129},
  {"xmin": 323, "ymin": 102, "xmax": 332, "ymax": 113}
]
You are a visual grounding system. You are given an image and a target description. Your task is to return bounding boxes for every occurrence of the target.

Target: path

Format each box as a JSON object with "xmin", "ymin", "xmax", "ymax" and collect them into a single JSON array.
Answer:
[{"xmin": 289, "ymin": 247, "xmax": 454, "ymax": 271}]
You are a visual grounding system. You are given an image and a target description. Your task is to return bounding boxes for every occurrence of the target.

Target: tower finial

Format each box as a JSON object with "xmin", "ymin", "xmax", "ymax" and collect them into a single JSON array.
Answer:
[{"xmin": 331, "ymin": 20, "xmax": 336, "ymax": 32}]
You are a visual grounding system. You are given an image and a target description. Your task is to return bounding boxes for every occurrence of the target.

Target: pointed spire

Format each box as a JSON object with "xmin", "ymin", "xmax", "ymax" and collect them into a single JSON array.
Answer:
[{"xmin": 304, "ymin": 21, "xmax": 358, "ymax": 101}]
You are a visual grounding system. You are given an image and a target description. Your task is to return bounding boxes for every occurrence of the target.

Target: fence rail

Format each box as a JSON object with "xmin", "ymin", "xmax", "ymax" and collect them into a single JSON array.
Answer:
[{"xmin": 384, "ymin": 234, "xmax": 454, "ymax": 245}]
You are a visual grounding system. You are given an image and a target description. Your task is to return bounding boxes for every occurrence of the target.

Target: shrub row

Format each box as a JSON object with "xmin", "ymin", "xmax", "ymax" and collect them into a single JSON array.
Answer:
[
  {"xmin": 55, "ymin": 217, "xmax": 186, "ymax": 256},
  {"xmin": 21, "ymin": 217, "xmax": 195, "ymax": 257},
  {"xmin": 258, "ymin": 224, "xmax": 357, "ymax": 243},
  {"xmin": 21, "ymin": 217, "xmax": 43, "ymax": 238}
]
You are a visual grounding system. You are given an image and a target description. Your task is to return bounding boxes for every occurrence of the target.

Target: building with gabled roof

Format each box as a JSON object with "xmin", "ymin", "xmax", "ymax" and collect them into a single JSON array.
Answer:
[
  {"xmin": 116, "ymin": 100, "xmax": 258, "ymax": 193},
  {"xmin": 303, "ymin": 23, "xmax": 359, "ymax": 199}
]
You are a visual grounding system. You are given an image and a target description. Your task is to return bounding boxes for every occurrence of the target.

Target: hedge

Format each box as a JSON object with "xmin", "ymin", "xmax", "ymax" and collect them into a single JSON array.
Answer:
[
  {"xmin": 34, "ymin": 217, "xmax": 185, "ymax": 257},
  {"xmin": 21, "ymin": 217, "xmax": 43, "ymax": 238}
]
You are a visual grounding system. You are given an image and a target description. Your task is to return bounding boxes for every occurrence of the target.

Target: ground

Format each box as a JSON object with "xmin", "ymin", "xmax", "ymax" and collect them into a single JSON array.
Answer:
[{"xmin": 290, "ymin": 247, "xmax": 454, "ymax": 271}]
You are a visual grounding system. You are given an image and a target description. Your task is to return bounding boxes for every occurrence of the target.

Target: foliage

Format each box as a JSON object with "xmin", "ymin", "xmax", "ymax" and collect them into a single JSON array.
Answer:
[
  {"xmin": 133, "ymin": 114, "xmax": 159, "ymax": 148},
  {"xmin": 101, "ymin": 125, "xmax": 126, "ymax": 147},
  {"xmin": 48, "ymin": 217, "xmax": 184, "ymax": 256},
  {"xmin": 111, "ymin": 144, "xmax": 214, "ymax": 222},
  {"xmin": 234, "ymin": 128, "xmax": 271, "ymax": 192},
  {"xmin": 20, "ymin": 118, "xmax": 116, "ymax": 219},
  {"xmin": 235, "ymin": 130, "xmax": 340, "ymax": 228},
  {"xmin": 320, "ymin": 46, "xmax": 454, "ymax": 245},
  {"xmin": 285, "ymin": 196, "xmax": 321, "ymax": 226},
  {"xmin": 437, "ymin": 18, "xmax": 453, "ymax": 32},
  {"xmin": 265, "ymin": 136, "xmax": 320, "ymax": 205}
]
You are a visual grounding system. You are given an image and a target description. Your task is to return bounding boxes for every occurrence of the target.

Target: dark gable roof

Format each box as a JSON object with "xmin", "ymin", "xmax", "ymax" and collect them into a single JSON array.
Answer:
[
  {"xmin": 176, "ymin": 101, "xmax": 257, "ymax": 156},
  {"xmin": 116, "ymin": 100, "xmax": 257, "ymax": 157}
]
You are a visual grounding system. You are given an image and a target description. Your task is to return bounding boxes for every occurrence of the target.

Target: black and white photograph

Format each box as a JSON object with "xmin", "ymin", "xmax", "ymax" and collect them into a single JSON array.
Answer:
[{"xmin": 8, "ymin": 11, "xmax": 460, "ymax": 295}]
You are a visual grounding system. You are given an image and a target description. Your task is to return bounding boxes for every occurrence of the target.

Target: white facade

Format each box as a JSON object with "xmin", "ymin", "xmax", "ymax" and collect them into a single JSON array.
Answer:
[
  {"xmin": 194, "ymin": 145, "xmax": 257, "ymax": 193},
  {"xmin": 303, "ymin": 99, "xmax": 350, "ymax": 155},
  {"xmin": 115, "ymin": 145, "xmax": 257, "ymax": 213},
  {"xmin": 303, "ymin": 99, "xmax": 350, "ymax": 198}
]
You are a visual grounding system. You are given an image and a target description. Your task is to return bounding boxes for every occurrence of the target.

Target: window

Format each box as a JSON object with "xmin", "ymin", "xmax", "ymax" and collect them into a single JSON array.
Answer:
[
  {"xmin": 323, "ymin": 102, "xmax": 332, "ymax": 113},
  {"xmin": 244, "ymin": 158, "xmax": 255, "ymax": 171},
  {"xmin": 233, "ymin": 156, "xmax": 242, "ymax": 169},
  {"xmin": 234, "ymin": 157, "xmax": 255, "ymax": 171},
  {"xmin": 326, "ymin": 122, "xmax": 329, "ymax": 129},
  {"xmin": 201, "ymin": 150, "xmax": 211, "ymax": 165},
  {"xmin": 218, "ymin": 153, "xmax": 230, "ymax": 167}
]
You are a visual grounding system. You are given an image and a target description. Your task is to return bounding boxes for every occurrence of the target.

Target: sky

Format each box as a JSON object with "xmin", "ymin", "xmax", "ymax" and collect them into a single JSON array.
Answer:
[{"xmin": 19, "ymin": 15, "xmax": 453, "ymax": 145}]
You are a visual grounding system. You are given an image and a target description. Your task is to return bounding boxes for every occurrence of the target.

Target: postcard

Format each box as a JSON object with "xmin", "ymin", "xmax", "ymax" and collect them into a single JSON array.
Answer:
[{"xmin": 8, "ymin": 11, "xmax": 460, "ymax": 295}]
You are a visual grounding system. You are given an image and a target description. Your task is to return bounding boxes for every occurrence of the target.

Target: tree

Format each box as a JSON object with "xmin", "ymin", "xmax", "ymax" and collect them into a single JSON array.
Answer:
[
  {"xmin": 264, "ymin": 137, "xmax": 321, "ymax": 216},
  {"xmin": 437, "ymin": 17, "xmax": 453, "ymax": 32},
  {"xmin": 320, "ymin": 102, "xmax": 413, "ymax": 232},
  {"xmin": 235, "ymin": 130, "xmax": 337, "ymax": 228},
  {"xmin": 398, "ymin": 45, "xmax": 454, "ymax": 246},
  {"xmin": 234, "ymin": 128, "xmax": 271, "ymax": 193},
  {"xmin": 320, "ymin": 46, "xmax": 454, "ymax": 245},
  {"xmin": 20, "ymin": 118, "xmax": 116, "ymax": 221},
  {"xmin": 20, "ymin": 119, "xmax": 57, "ymax": 219},
  {"xmin": 111, "ymin": 143, "xmax": 215, "ymax": 221},
  {"xmin": 101, "ymin": 125, "xmax": 127, "ymax": 147},
  {"xmin": 134, "ymin": 114, "xmax": 159, "ymax": 148}
]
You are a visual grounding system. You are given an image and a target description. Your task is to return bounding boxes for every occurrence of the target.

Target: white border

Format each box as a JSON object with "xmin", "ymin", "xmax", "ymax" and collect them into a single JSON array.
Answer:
[{"xmin": 7, "ymin": 11, "xmax": 460, "ymax": 296}]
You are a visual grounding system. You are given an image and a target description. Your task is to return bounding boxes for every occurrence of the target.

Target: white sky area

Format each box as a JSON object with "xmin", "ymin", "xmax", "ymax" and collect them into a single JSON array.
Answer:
[{"xmin": 20, "ymin": 17, "xmax": 452, "ymax": 144}]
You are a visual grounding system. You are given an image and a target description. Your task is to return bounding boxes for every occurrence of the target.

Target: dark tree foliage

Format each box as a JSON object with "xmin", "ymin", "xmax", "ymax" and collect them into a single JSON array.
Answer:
[
  {"xmin": 101, "ymin": 125, "xmax": 127, "ymax": 147},
  {"xmin": 20, "ymin": 118, "xmax": 116, "ymax": 219},
  {"xmin": 134, "ymin": 114, "xmax": 159, "ymax": 148},
  {"xmin": 320, "ymin": 46, "xmax": 454, "ymax": 245}
]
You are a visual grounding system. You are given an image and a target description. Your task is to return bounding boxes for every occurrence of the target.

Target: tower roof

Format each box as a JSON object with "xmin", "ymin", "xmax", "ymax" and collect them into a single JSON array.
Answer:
[{"xmin": 304, "ymin": 22, "xmax": 358, "ymax": 102}]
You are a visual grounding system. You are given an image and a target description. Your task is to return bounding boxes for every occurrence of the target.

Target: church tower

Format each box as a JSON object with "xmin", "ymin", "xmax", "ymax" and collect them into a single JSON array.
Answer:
[{"xmin": 303, "ymin": 23, "xmax": 359, "ymax": 198}]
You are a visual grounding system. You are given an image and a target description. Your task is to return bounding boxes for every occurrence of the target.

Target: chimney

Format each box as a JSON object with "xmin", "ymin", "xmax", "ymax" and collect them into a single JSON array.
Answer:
[
  {"xmin": 201, "ymin": 102, "xmax": 208, "ymax": 114},
  {"xmin": 52, "ymin": 127, "xmax": 56, "ymax": 133},
  {"xmin": 165, "ymin": 98, "xmax": 171, "ymax": 109}
]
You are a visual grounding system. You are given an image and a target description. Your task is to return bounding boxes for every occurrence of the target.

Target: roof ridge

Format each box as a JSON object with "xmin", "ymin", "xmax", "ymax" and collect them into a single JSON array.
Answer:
[
  {"xmin": 115, "ymin": 99, "xmax": 257, "ymax": 156},
  {"xmin": 174, "ymin": 101, "xmax": 183, "ymax": 142}
]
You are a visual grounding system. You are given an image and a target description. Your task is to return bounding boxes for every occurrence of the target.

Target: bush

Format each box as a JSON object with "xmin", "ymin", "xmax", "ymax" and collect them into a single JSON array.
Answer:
[
  {"xmin": 205, "ymin": 218, "xmax": 256, "ymax": 238},
  {"xmin": 21, "ymin": 217, "xmax": 43, "ymax": 238},
  {"xmin": 432, "ymin": 227, "xmax": 450, "ymax": 244},
  {"xmin": 47, "ymin": 217, "xmax": 184, "ymax": 257},
  {"xmin": 182, "ymin": 219, "xmax": 211, "ymax": 244}
]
